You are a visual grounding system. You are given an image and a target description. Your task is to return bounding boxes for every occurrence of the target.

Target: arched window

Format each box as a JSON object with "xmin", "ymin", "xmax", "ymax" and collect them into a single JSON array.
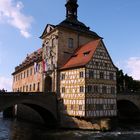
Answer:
[
  {"xmin": 68, "ymin": 38, "xmax": 73, "ymax": 48},
  {"xmin": 37, "ymin": 82, "xmax": 40, "ymax": 91},
  {"xmin": 30, "ymin": 84, "xmax": 32, "ymax": 91},
  {"xmin": 26, "ymin": 85, "xmax": 28, "ymax": 92},
  {"xmin": 33, "ymin": 83, "xmax": 36, "ymax": 91}
]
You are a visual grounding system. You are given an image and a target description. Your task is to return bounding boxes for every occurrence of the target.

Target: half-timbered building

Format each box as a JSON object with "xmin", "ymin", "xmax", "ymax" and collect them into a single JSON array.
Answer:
[{"xmin": 60, "ymin": 39, "xmax": 117, "ymax": 118}]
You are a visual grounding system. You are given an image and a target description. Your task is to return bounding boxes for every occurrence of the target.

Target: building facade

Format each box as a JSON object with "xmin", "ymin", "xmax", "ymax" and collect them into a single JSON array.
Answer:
[
  {"xmin": 60, "ymin": 39, "xmax": 117, "ymax": 118},
  {"xmin": 12, "ymin": 0, "xmax": 117, "ymax": 118},
  {"xmin": 12, "ymin": 49, "xmax": 43, "ymax": 92},
  {"xmin": 40, "ymin": 0, "xmax": 100, "ymax": 94}
]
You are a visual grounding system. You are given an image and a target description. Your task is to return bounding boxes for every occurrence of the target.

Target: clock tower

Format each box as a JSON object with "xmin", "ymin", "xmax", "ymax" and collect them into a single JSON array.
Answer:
[{"xmin": 65, "ymin": 0, "xmax": 78, "ymax": 20}]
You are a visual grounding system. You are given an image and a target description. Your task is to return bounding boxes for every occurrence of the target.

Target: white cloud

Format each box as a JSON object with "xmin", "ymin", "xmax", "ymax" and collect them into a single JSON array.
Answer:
[
  {"xmin": 0, "ymin": 0, "xmax": 33, "ymax": 38},
  {"xmin": 127, "ymin": 57, "xmax": 140, "ymax": 80},
  {"xmin": 0, "ymin": 76, "xmax": 12, "ymax": 91}
]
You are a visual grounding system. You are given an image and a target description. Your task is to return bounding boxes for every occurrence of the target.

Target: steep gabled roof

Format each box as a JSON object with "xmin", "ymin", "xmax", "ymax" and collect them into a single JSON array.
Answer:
[
  {"xmin": 40, "ymin": 24, "xmax": 56, "ymax": 39},
  {"xmin": 61, "ymin": 39, "xmax": 101, "ymax": 70}
]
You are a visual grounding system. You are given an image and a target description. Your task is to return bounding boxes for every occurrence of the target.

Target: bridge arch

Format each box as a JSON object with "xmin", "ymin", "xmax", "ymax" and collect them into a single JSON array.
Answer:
[
  {"xmin": 19, "ymin": 103, "xmax": 57, "ymax": 127},
  {"xmin": 20, "ymin": 99, "xmax": 57, "ymax": 120},
  {"xmin": 2, "ymin": 102, "xmax": 57, "ymax": 127},
  {"xmin": 0, "ymin": 93, "xmax": 58, "ymax": 127},
  {"xmin": 117, "ymin": 100, "xmax": 140, "ymax": 120}
]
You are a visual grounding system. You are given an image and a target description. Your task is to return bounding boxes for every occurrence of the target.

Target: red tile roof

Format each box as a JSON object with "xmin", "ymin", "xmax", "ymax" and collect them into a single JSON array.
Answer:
[{"xmin": 61, "ymin": 39, "xmax": 101, "ymax": 70}]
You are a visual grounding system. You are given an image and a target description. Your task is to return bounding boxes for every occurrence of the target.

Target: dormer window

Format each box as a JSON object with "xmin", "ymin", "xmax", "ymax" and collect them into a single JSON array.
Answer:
[
  {"xmin": 68, "ymin": 38, "xmax": 73, "ymax": 48},
  {"xmin": 83, "ymin": 51, "xmax": 90, "ymax": 56}
]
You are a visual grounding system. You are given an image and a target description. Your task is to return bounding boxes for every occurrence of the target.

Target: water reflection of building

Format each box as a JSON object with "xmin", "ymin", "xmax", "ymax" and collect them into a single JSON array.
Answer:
[{"xmin": 12, "ymin": 0, "xmax": 117, "ymax": 118}]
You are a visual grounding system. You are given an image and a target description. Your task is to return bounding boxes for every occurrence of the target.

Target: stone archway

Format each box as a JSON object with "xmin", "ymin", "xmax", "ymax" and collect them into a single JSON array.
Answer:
[
  {"xmin": 117, "ymin": 100, "xmax": 140, "ymax": 120},
  {"xmin": 44, "ymin": 75, "xmax": 52, "ymax": 92},
  {"xmin": 3, "ymin": 103, "xmax": 58, "ymax": 128}
]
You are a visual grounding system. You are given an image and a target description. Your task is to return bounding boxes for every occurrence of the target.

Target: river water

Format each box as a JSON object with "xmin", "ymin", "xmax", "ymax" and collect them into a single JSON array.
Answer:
[{"xmin": 1, "ymin": 113, "xmax": 140, "ymax": 140}]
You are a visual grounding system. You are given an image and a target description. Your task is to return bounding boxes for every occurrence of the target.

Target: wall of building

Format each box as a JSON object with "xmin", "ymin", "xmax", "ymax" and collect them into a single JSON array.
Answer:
[
  {"xmin": 42, "ymin": 30, "xmax": 59, "ymax": 92},
  {"xmin": 85, "ymin": 42, "xmax": 117, "ymax": 118},
  {"xmin": 12, "ymin": 61, "xmax": 42, "ymax": 92},
  {"xmin": 60, "ymin": 41, "xmax": 117, "ymax": 118},
  {"xmin": 58, "ymin": 28, "xmax": 94, "ymax": 67},
  {"xmin": 60, "ymin": 68, "xmax": 86, "ymax": 117},
  {"xmin": 41, "ymin": 28, "xmax": 95, "ymax": 93}
]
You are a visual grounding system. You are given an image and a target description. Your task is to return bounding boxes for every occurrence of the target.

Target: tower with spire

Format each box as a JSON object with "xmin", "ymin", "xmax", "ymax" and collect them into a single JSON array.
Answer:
[{"xmin": 65, "ymin": 0, "xmax": 78, "ymax": 20}]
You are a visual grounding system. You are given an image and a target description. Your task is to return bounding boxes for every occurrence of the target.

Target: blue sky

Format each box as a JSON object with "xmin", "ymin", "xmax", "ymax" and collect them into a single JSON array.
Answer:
[{"xmin": 0, "ymin": 0, "xmax": 140, "ymax": 91}]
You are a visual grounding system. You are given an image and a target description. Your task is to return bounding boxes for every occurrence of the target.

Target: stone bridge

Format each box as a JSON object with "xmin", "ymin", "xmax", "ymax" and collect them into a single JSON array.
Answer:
[
  {"xmin": 0, "ymin": 92, "xmax": 58, "ymax": 126},
  {"xmin": 117, "ymin": 93, "xmax": 140, "ymax": 119}
]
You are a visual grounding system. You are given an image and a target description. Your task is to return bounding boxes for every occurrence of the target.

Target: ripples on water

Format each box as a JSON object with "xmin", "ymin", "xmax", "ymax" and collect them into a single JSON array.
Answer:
[{"xmin": 1, "ymin": 112, "xmax": 140, "ymax": 140}]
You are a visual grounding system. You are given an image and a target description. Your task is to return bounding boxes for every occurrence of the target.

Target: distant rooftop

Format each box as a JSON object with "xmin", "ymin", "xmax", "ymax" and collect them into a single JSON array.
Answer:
[{"xmin": 12, "ymin": 48, "xmax": 42, "ymax": 75}]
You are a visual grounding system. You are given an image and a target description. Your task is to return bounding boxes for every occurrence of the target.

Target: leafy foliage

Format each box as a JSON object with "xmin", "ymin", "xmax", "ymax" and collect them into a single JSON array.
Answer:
[{"xmin": 117, "ymin": 69, "xmax": 140, "ymax": 93}]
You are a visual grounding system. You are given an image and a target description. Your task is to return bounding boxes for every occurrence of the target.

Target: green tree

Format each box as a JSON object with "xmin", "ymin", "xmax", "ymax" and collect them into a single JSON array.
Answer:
[{"xmin": 117, "ymin": 69, "xmax": 140, "ymax": 93}]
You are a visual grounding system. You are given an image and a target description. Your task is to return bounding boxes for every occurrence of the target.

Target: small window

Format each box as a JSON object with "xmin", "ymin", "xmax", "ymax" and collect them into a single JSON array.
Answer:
[
  {"xmin": 100, "ymin": 72, "xmax": 104, "ymax": 79},
  {"xmin": 94, "ymin": 85, "xmax": 99, "ymax": 93},
  {"xmin": 105, "ymin": 63, "xmax": 108, "ymax": 67},
  {"xmin": 68, "ymin": 38, "xmax": 73, "ymax": 48},
  {"xmin": 18, "ymin": 74, "xmax": 20, "ymax": 80},
  {"xmin": 79, "ymin": 105, "xmax": 82, "ymax": 111},
  {"xmin": 80, "ymin": 86, "xmax": 84, "ymax": 92},
  {"xmin": 96, "ymin": 104, "xmax": 103, "ymax": 110},
  {"xmin": 111, "ymin": 87, "xmax": 115, "ymax": 94},
  {"xmin": 37, "ymin": 82, "xmax": 40, "ymax": 91},
  {"xmin": 21, "ymin": 73, "xmax": 22, "ymax": 79},
  {"xmin": 87, "ymin": 85, "xmax": 92, "ymax": 93},
  {"xmin": 62, "ymin": 87, "xmax": 65, "ymax": 93},
  {"xmin": 61, "ymin": 74, "xmax": 65, "ymax": 80},
  {"xmin": 33, "ymin": 83, "xmax": 36, "ymax": 91},
  {"xmin": 24, "ymin": 71, "xmax": 26, "ymax": 78},
  {"xmin": 13, "ymin": 76, "xmax": 15, "ymax": 82},
  {"xmin": 102, "ymin": 86, "xmax": 107, "ymax": 94},
  {"xmin": 30, "ymin": 84, "xmax": 32, "ymax": 91},
  {"xmin": 89, "ymin": 70, "xmax": 94, "ymax": 78},
  {"xmin": 26, "ymin": 85, "xmax": 28, "ymax": 92},
  {"xmin": 30, "ymin": 68, "xmax": 32, "ymax": 76},
  {"xmin": 23, "ymin": 86, "xmax": 25, "ymax": 92},
  {"xmin": 71, "ymin": 105, "xmax": 74, "ymax": 110},
  {"xmin": 79, "ymin": 71, "xmax": 84, "ymax": 78},
  {"xmin": 109, "ymin": 73, "xmax": 114, "ymax": 80},
  {"xmin": 95, "ymin": 62, "xmax": 99, "ymax": 66},
  {"xmin": 83, "ymin": 51, "xmax": 90, "ymax": 56},
  {"xmin": 27, "ymin": 70, "xmax": 29, "ymax": 77}
]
